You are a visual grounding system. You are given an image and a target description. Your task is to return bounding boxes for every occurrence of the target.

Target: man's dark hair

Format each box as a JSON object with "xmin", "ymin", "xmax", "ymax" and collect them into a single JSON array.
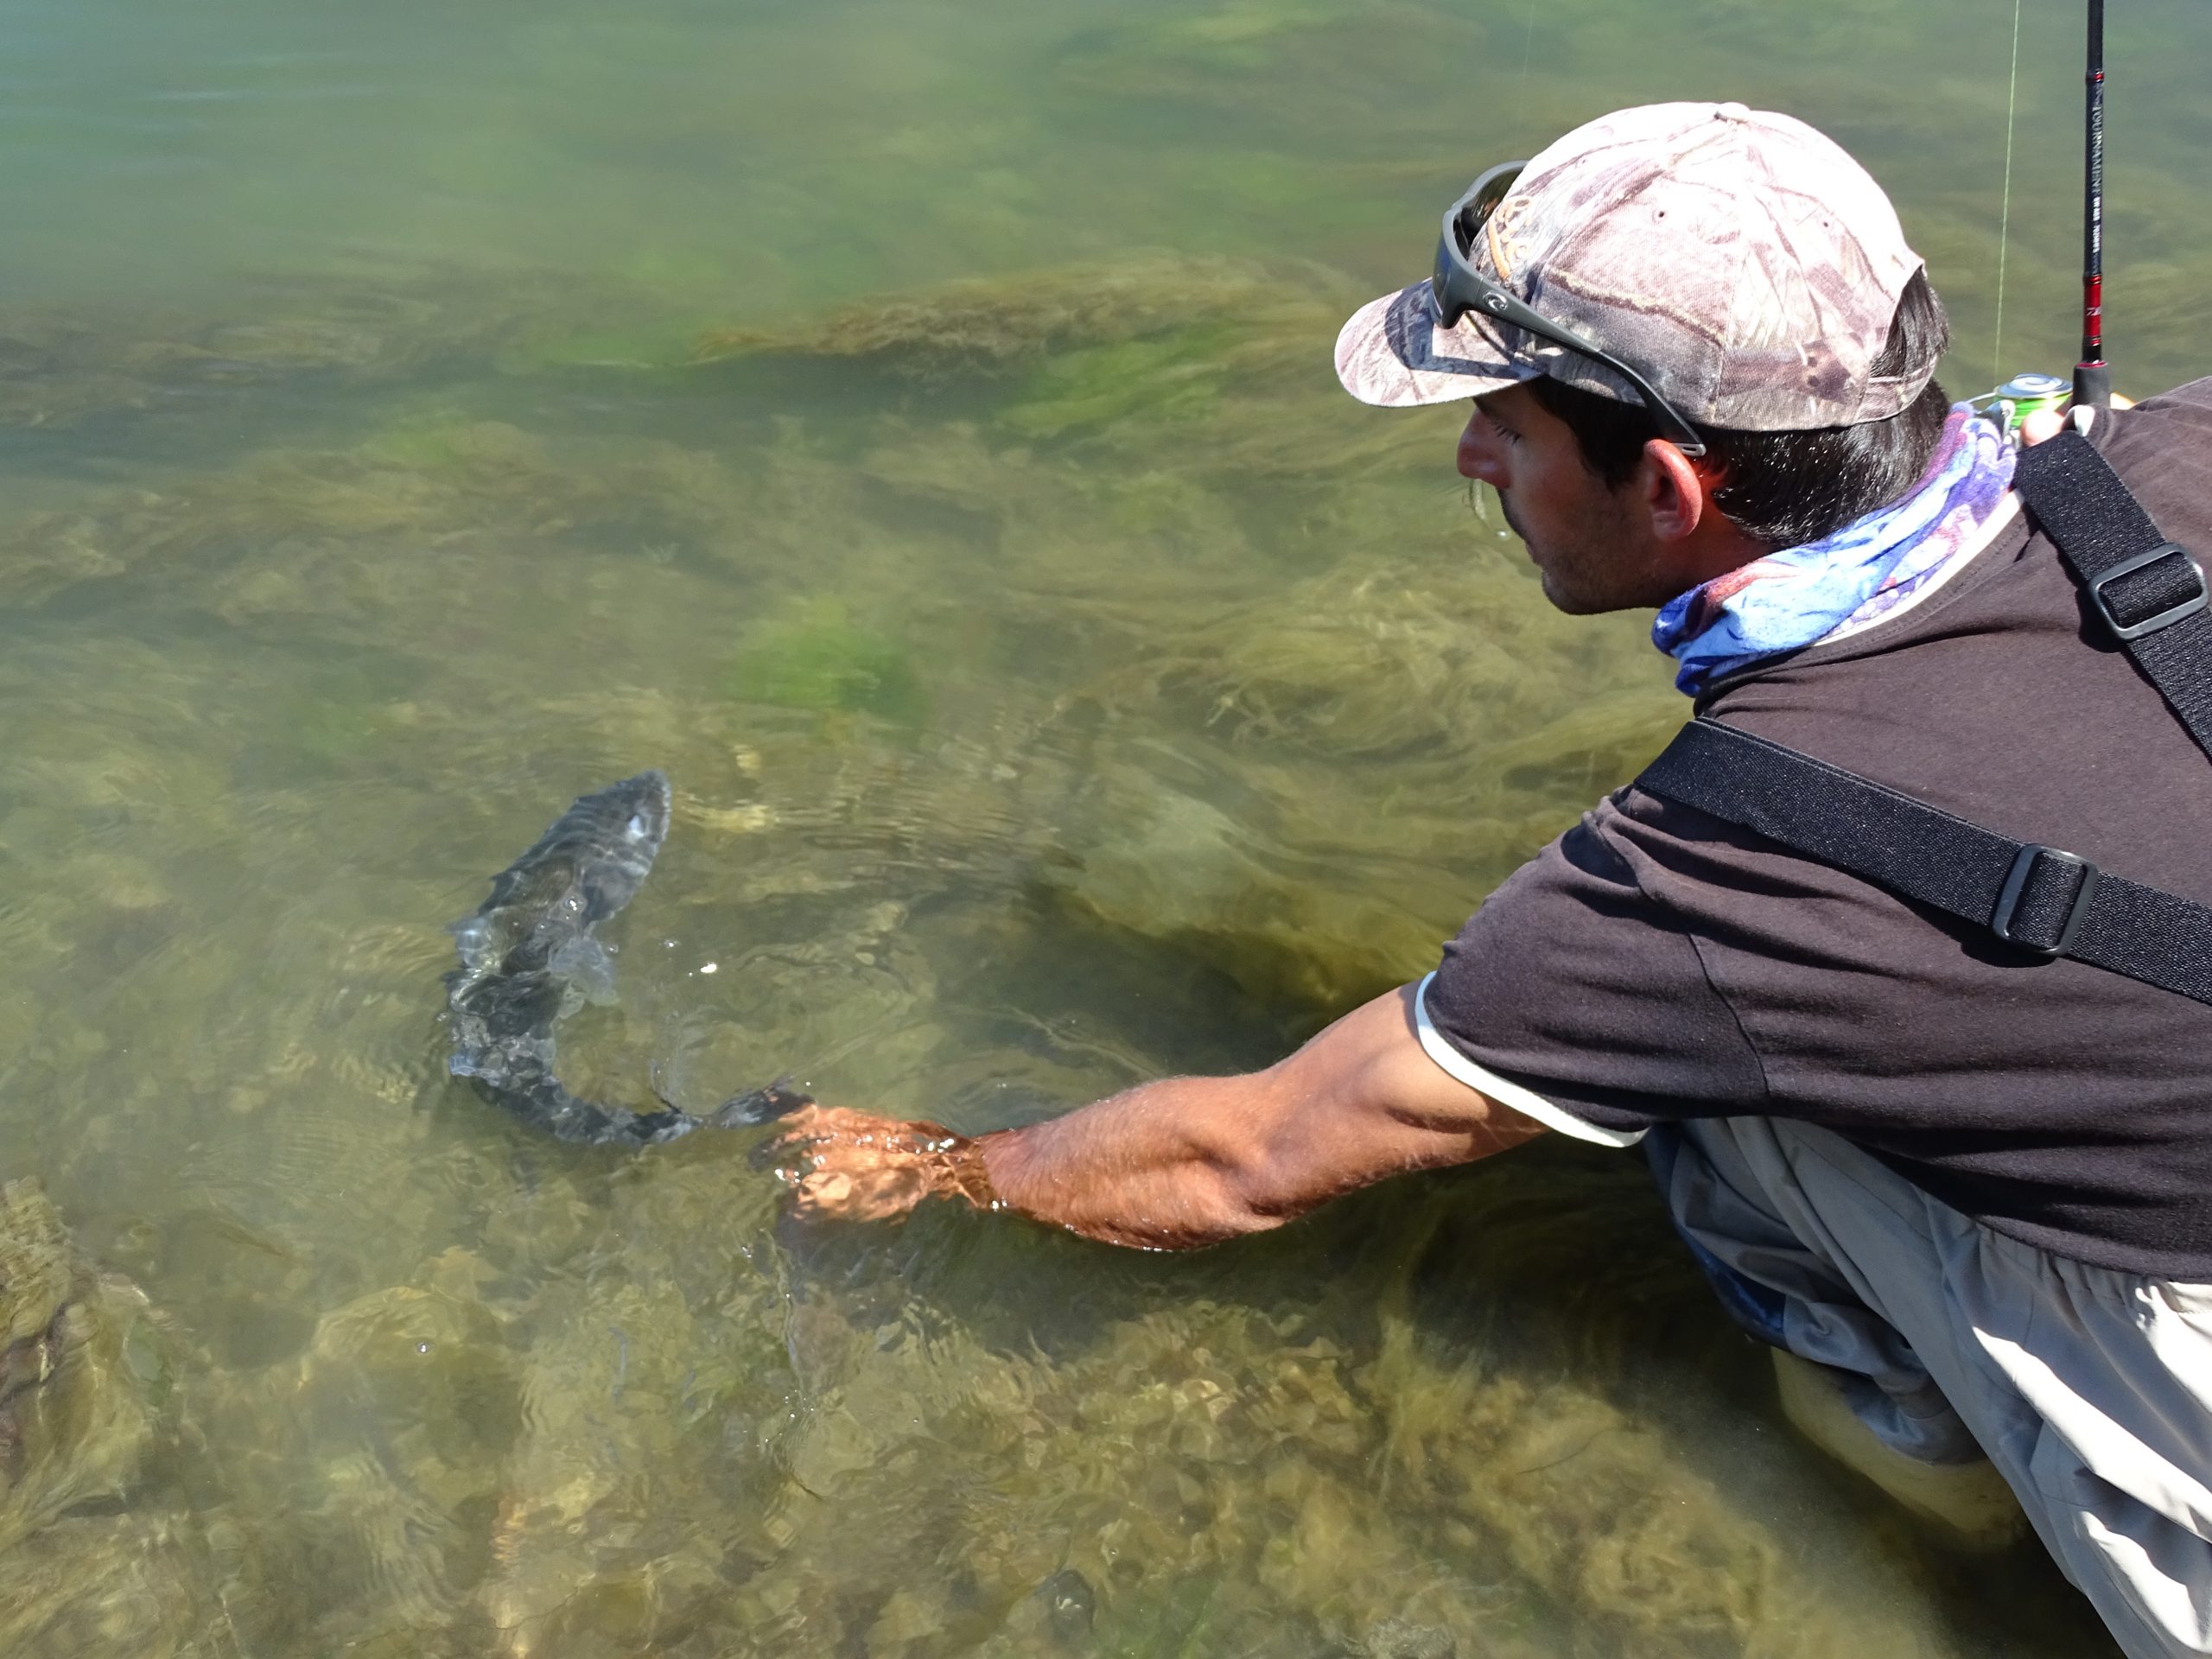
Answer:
[{"xmin": 1525, "ymin": 271, "xmax": 1953, "ymax": 548}]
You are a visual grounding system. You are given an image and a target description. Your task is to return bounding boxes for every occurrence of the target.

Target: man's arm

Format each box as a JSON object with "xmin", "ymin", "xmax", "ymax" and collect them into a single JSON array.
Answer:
[{"xmin": 766, "ymin": 982, "xmax": 1546, "ymax": 1249}]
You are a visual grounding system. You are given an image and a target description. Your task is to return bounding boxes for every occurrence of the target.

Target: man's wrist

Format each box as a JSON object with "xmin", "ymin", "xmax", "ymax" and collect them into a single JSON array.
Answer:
[{"xmin": 969, "ymin": 1126, "xmax": 1029, "ymax": 1215}]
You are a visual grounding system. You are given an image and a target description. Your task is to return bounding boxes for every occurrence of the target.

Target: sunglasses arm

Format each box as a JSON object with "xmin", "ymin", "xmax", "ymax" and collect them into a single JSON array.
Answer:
[{"xmin": 1468, "ymin": 290, "xmax": 1707, "ymax": 458}]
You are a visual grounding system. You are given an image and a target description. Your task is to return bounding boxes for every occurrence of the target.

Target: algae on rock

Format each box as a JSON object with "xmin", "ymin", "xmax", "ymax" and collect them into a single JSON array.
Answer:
[{"xmin": 691, "ymin": 254, "xmax": 1337, "ymax": 380}]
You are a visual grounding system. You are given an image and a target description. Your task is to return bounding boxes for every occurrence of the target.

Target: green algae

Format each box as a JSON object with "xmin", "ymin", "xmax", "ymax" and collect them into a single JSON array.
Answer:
[
  {"xmin": 998, "ymin": 327, "xmax": 1239, "ymax": 441},
  {"xmin": 725, "ymin": 596, "xmax": 932, "ymax": 725},
  {"xmin": 0, "ymin": 273, "xmax": 634, "ymax": 439}
]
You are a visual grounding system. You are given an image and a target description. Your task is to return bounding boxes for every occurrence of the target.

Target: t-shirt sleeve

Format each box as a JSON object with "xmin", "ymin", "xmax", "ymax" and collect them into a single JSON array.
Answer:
[{"xmin": 1421, "ymin": 795, "xmax": 1773, "ymax": 1138}]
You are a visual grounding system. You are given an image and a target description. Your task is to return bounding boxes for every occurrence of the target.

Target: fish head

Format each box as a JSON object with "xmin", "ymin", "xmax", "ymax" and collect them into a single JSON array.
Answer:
[
  {"xmin": 569, "ymin": 771, "xmax": 671, "ymax": 923},
  {"xmin": 457, "ymin": 770, "xmax": 672, "ymax": 947}
]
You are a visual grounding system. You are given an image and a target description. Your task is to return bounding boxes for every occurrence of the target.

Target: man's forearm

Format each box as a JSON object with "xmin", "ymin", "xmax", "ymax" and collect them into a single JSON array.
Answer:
[
  {"xmin": 976, "ymin": 986, "xmax": 1544, "ymax": 1249},
  {"xmin": 977, "ymin": 1072, "xmax": 1293, "ymax": 1250}
]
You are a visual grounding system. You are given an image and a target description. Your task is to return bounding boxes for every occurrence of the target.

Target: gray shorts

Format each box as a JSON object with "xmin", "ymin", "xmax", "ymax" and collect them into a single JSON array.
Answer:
[{"xmin": 1650, "ymin": 1116, "xmax": 2212, "ymax": 1659}]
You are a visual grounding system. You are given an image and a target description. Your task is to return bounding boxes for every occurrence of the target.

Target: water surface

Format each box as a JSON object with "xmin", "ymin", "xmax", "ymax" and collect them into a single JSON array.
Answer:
[{"xmin": 5, "ymin": 0, "xmax": 2208, "ymax": 1653}]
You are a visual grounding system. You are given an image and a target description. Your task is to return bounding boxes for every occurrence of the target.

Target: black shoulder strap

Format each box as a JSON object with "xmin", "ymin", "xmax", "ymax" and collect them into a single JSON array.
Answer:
[
  {"xmin": 1637, "ymin": 718, "xmax": 2212, "ymax": 1008},
  {"xmin": 2014, "ymin": 429, "xmax": 2212, "ymax": 760}
]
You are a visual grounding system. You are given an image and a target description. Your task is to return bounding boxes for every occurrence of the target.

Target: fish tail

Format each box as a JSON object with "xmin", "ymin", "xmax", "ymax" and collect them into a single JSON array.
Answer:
[{"xmin": 474, "ymin": 1065, "xmax": 702, "ymax": 1148}]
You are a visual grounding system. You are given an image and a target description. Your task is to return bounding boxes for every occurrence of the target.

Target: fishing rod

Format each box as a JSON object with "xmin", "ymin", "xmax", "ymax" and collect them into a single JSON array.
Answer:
[
  {"xmin": 2073, "ymin": 0, "xmax": 2109, "ymax": 409},
  {"xmin": 1984, "ymin": 0, "xmax": 2113, "ymax": 436}
]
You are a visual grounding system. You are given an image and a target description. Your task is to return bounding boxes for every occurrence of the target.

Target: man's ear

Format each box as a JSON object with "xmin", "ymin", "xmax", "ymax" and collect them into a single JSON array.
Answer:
[{"xmin": 1639, "ymin": 438, "xmax": 1711, "ymax": 542}]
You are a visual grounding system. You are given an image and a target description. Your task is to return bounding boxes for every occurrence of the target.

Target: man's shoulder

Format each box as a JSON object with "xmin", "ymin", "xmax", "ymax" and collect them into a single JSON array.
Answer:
[
  {"xmin": 2133, "ymin": 375, "xmax": 2212, "ymax": 416},
  {"xmin": 2104, "ymin": 378, "xmax": 2212, "ymax": 477},
  {"xmin": 1681, "ymin": 381, "xmax": 2212, "ymax": 906}
]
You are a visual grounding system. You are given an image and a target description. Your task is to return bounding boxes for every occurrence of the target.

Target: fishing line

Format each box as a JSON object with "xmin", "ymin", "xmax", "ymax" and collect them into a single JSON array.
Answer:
[
  {"xmin": 1516, "ymin": 0, "xmax": 1537, "ymax": 123},
  {"xmin": 1992, "ymin": 0, "xmax": 2024, "ymax": 376}
]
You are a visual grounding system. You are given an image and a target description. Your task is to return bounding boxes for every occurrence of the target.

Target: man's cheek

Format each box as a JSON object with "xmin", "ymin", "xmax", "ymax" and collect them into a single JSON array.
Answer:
[{"xmin": 1496, "ymin": 491, "xmax": 1529, "ymax": 544}]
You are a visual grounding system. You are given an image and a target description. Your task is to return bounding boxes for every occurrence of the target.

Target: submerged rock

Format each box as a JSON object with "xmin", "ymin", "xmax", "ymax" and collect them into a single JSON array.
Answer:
[
  {"xmin": 0, "ymin": 1181, "xmax": 246, "ymax": 1659},
  {"xmin": 0, "ymin": 1179, "xmax": 167, "ymax": 1551}
]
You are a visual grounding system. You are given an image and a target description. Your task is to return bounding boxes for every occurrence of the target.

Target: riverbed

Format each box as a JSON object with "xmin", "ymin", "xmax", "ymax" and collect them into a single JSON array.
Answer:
[{"xmin": 5, "ymin": 0, "xmax": 2207, "ymax": 1652}]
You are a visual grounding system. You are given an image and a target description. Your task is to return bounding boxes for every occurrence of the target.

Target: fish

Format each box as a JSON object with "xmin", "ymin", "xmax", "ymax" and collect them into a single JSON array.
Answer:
[{"xmin": 443, "ymin": 770, "xmax": 808, "ymax": 1146}]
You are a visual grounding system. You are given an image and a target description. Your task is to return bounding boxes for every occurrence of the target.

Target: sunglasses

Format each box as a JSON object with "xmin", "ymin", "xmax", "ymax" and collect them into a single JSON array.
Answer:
[{"xmin": 1433, "ymin": 162, "xmax": 1707, "ymax": 458}]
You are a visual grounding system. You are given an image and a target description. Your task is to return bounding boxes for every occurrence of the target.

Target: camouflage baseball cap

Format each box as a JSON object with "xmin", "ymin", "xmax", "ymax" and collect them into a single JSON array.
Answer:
[{"xmin": 1334, "ymin": 102, "xmax": 1931, "ymax": 431}]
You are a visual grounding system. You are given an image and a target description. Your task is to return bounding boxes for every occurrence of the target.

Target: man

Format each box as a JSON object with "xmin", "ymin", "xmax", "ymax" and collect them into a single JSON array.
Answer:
[{"xmin": 767, "ymin": 104, "xmax": 2212, "ymax": 1658}]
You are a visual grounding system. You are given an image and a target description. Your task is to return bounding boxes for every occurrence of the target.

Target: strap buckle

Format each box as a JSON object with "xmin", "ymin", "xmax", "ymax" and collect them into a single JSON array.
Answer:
[
  {"xmin": 2088, "ymin": 542, "xmax": 2209, "ymax": 642},
  {"xmin": 1991, "ymin": 844, "xmax": 2101, "ymax": 957}
]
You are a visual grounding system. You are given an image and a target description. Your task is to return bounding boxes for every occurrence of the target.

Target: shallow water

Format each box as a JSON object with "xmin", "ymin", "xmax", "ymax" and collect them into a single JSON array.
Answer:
[{"xmin": 4, "ymin": 0, "xmax": 2209, "ymax": 1653}]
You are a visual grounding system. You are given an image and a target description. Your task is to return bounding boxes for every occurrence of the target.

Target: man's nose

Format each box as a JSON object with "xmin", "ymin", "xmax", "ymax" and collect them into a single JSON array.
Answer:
[{"xmin": 1457, "ymin": 415, "xmax": 1503, "ymax": 483}]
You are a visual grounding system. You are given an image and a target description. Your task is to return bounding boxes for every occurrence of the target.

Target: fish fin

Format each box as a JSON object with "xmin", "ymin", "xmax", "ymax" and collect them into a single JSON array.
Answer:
[
  {"xmin": 711, "ymin": 1077, "xmax": 814, "ymax": 1128},
  {"xmin": 548, "ymin": 935, "xmax": 619, "ymax": 1005}
]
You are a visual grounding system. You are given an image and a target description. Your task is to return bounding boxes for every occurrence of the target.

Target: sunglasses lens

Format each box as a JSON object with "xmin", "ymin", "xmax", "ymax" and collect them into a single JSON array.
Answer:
[
  {"xmin": 1471, "ymin": 166, "xmax": 1520, "ymax": 229},
  {"xmin": 1440, "ymin": 162, "xmax": 1522, "ymax": 284},
  {"xmin": 1433, "ymin": 162, "xmax": 1529, "ymax": 335}
]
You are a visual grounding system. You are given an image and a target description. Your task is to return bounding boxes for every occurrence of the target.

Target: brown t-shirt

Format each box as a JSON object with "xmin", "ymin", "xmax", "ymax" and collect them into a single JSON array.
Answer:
[{"xmin": 1426, "ymin": 379, "xmax": 2212, "ymax": 1278}]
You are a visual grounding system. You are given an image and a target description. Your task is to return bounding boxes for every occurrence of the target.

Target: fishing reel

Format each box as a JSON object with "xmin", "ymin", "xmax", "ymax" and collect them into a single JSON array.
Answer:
[{"xmin": 1972, "ymin": 371, "xmax": 2073, "ymax": 444}]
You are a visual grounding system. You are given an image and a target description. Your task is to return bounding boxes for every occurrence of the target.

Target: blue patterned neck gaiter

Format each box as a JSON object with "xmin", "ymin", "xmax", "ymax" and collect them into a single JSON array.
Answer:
[{"xmin": 1653, "ymin": 409, "xmax": 2017, "ymax": 696}]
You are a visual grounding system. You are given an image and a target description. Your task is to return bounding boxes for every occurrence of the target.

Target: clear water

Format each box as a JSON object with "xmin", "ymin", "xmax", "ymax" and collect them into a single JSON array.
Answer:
[{"xmin": 4, "ymin": 0, "xmax": 2207, "ymax": 1652}]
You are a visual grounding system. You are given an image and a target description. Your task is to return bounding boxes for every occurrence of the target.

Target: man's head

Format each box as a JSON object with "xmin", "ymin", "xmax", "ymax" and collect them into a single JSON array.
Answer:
[{"xmin": 1335, "ymin": 102, "xmax": 1953, "ymax": 608}]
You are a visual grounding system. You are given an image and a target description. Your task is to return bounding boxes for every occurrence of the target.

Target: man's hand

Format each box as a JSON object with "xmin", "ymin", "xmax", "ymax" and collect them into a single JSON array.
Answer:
[
  {"xmin": 762, "ymin": 1104, "xmax": 998, "ymax": 1223},
  {"xmin": 2019, "ymin": 393, "xmax": 2135, "ymax": 447}
]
